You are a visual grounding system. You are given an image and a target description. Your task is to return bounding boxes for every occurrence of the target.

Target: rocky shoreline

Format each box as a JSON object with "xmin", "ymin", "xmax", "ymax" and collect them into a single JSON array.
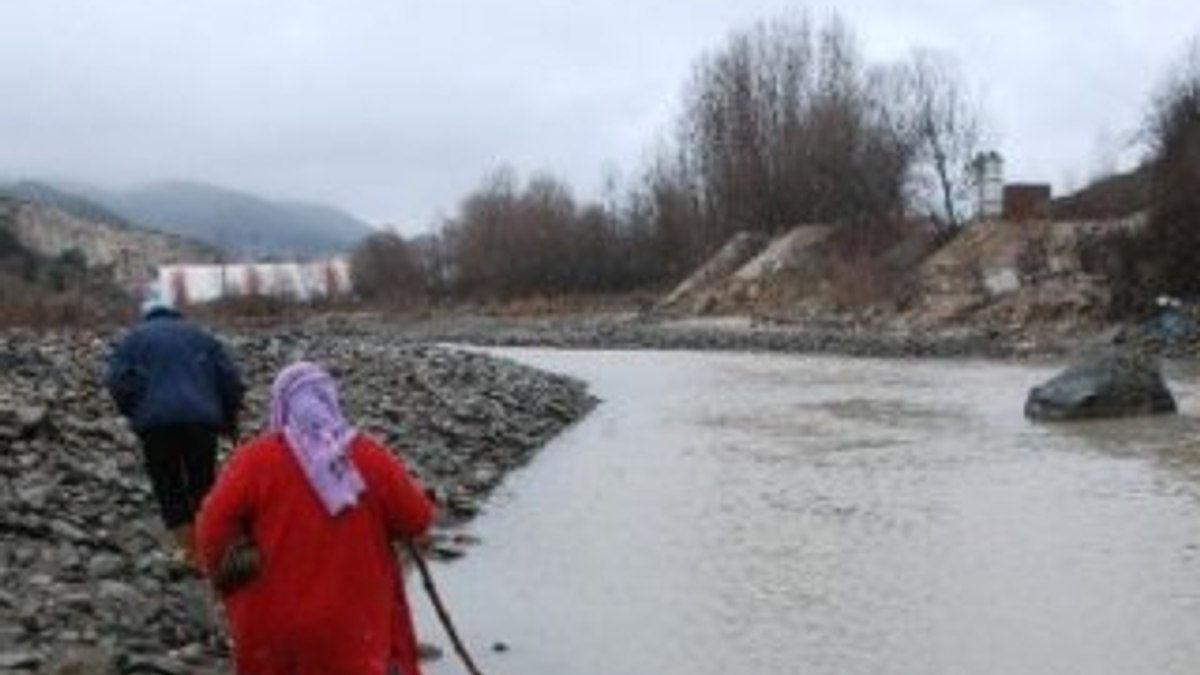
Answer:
[
  {"xmin": 361, "ymin": 309, "xmax": 1200, "ymax": 361},
  {"xmin": 0, "ymin": 327, "xmax": 597, "ymax": 674},
  {"xmin": 354, "ymin": 312, "xmax": 1075, "ymax": 360}
]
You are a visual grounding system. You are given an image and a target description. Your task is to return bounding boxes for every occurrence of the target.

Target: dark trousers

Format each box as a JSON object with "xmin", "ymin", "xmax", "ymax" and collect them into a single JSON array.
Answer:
[{"xmin": 139, "ymin": 423, "xmax": 219, "ymax": 529}]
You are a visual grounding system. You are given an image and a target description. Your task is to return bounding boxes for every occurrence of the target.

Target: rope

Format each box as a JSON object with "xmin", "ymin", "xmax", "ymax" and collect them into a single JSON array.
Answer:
[{"xmin": 405, "ymin": 540, "xmax": 488, "ymax": 675}]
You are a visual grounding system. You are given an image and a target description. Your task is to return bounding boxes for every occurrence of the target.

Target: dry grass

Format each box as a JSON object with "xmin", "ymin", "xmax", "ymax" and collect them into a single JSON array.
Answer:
[
  {"xmin": 818, "ymin": 222, "xmax": 936, "ymax": 311},
  {"xmin": 479, "ymin": 291, "xmax": 659, "ymax": 317},
  {"xmin": 0, "ymin": 294, "xmax": 126, "ymax": 330}
]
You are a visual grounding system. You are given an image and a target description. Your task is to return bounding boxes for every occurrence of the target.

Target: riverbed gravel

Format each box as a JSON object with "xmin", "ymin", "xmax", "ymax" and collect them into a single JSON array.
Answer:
[{"xmin": 0, "ymin": 326, "xmax": 597, "ymax": 674}]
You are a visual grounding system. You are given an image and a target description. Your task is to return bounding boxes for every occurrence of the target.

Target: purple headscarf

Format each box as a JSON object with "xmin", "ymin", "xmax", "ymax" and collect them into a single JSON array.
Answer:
[{"xmin": 269, "ymin": 362, "xmax": 365, "ymax": 516}]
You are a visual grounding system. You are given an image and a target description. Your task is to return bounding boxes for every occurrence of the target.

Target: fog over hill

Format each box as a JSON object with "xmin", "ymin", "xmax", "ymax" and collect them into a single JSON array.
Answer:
[
  {"xmin": 0, "ymin": 181, "xmax": 133, "ymax": 230},
  {"xmin": 57, "ymin": 180, "xmax": 374, "ymax": 259}
]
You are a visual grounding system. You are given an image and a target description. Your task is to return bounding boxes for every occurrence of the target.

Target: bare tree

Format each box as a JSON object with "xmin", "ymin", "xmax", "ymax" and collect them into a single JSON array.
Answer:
[
  {"xmin": 451, "ymin": 167, "xmax": 521, "ymax": 297},
  {"xmin": 1144, "ymin": 40, "xmax": 1200, "ymax": 296},
  {"xmin": 349, "ymin": 231, "xmax": 424, "ymax": 305},
  {"xmin": 408, "ymin": 232, "xmax": 452, "ymax": 298},
  {"xmin": 673, "ymin": 12, "xmax": 915, "ymax": 248},
  {"xmin": 418, "ymin": 12, "xmax": 993, "ymax": 301},
  {"xmin": 446, "ymin": 169, "xmax": 581, "ymax": 298},
  {"xmin": 1104, "ymin": 39, "xmax": 1200, "ymax": 315},
  {"xmin": 898, "ymin": 49, "xmax": 982, "ymax": 229}
]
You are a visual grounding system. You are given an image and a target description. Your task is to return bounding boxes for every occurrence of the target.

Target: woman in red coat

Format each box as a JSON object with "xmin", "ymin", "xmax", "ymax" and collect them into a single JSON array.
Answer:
[{"xmin": 197, "ymin": 361, "xmax": 435, "ymax": 675}]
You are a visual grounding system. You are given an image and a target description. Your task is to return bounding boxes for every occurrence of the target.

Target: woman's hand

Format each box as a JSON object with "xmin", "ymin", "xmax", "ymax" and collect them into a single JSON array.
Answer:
[{"xmin": 214, "ymin": 533, "xmax": 261, "ymax": 594}]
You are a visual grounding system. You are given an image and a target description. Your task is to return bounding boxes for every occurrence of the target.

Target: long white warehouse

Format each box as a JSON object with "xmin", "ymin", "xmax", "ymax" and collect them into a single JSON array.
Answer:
[{"xmin": 156, "ymin": 258, "xmax": 352, "ymax": 305}]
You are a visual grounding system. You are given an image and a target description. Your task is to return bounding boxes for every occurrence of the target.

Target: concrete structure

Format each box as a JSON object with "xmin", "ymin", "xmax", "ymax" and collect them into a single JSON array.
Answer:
[
  {"xmin": 972, "ymin": 151, "xmax": 1004, "ymax": 219},
  {"xmin": 156, "ymin": 258, "xmax": 352, "ymax": 306}
]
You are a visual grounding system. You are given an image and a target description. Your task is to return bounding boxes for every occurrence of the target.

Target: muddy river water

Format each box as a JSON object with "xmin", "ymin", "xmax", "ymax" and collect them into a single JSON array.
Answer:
[{"xmin": 417, "ymin": 350, "xmax": 1200, "ymax": 675}]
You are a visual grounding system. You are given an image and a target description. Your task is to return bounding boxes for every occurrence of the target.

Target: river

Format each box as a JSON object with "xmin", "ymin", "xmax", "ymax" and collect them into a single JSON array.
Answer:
[{"xmin": 416, "ymin": 350, "xmax": 1200, "ymax": 675}]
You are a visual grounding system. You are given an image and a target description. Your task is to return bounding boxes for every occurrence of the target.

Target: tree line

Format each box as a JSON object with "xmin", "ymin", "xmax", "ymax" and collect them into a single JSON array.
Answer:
[
  {"xmin": 1104, "ymin": 41, "xmax": 1200, "ymax": 316},
  {"xmin": 350, "ymin": 13, "xmax": 1187, "ymax": 311},
  {"xmin": 353, "ymin": 12, "xmax": 984, "ymax": 305}
]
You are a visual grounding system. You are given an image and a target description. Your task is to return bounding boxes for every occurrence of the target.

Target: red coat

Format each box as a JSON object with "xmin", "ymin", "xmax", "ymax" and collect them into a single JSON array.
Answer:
[{"xmin": 197, "ymin": 432, "xmax": 435, "ymax": 675}]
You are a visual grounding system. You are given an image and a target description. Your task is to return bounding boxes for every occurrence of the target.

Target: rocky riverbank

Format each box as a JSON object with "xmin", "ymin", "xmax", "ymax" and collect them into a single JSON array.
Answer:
[
  {"xmin": 357, "ymin": 311, "xmax": 1055, "ymax": 359},
  {"xmin": 0, "ymin": 328, "xmax": 597, "ymax": 674},
  {"xmin": 357, "ymin": 307, "xmax": 1199, "ymax": 361}
]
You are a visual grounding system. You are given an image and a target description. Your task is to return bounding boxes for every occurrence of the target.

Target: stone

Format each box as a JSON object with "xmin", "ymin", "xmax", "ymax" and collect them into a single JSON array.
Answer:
[
  {"xmin": 49, "ymin": 520, "xmax": 90, "ymax": 544},
  {"xmin": 86, "ymin": 553, "xmax": 127, "ymax": 579},
  {"xmin": 42, "ymin": 646, "xmax": 115, "ymax": 675},
  {"xmin": 0, "ymin": 623, "xmax": 23, "ymax": 649},
  {"xmin": 14, "ymin": 405, "xmax": 48, "ymax": 438},
  {"xmin": 97, "ymin": 580, "xmax": 146, "ymax": 609},
  {"xmin": 0, "ymin": 650, "xmax": 42, "ymax": 670},
  {"xmin": 118, "ymin": 655, "xmax": 189, "ymax": 675},
  {"xmin": 1025, "ymin": 351, "xmax": 1177, "ymax": 421}
]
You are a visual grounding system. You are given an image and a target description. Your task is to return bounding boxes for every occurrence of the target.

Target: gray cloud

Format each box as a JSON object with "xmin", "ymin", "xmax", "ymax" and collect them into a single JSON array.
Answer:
[{"xmin": 1, "ymin": 0, "xmax": 1195, "ymax": 233}]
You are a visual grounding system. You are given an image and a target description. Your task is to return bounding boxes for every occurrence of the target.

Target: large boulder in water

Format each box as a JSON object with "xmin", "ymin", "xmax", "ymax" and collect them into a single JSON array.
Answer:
[{"xmin": 1025, "ymin": 351, "xmax": 1177, "ymax": 421}]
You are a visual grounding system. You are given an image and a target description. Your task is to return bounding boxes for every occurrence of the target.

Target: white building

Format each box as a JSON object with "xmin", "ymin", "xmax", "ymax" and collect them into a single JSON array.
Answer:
[
  {"xmin": 156, "ymin": 258, "xmax": 352, "ymax": 305},
  {"xmin": 972, "ymin": 151, "xmax": 1004, "ymax": 219}
]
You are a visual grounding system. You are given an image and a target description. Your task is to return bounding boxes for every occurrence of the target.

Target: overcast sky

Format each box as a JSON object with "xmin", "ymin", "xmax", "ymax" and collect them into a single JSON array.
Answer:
[{"xmin": 0, "ymin": 1, "xmax": 1195, "ymax": 233}]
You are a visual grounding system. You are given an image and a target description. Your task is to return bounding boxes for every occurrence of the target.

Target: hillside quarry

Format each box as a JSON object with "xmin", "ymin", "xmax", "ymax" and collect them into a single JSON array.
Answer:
[{"xmin": 0, "ymin": 197, "xmax": 219, "ymax": 294}]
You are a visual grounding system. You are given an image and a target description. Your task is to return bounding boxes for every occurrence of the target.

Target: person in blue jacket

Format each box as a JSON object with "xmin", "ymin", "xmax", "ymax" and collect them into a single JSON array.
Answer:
[{"xmin": 105, "ymin": 293, "xmax": 245, "ymax": 570}]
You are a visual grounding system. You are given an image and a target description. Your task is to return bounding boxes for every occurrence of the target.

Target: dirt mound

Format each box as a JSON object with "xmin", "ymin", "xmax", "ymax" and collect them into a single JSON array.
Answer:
[
  {"xmin": 904, "ymin": 217, "xmax": 1145, "ymax": 335},
  {"xmin": 661, "ymin": 221, "xmax": 939, "ymax": 318},
  {"xmin": 650, "ymin": 214, "xmax": 1149, "ymax": 350},
  {"xmin": 717, "ymin": 225, "xmax": 836, "ymax": 310},
  {"xmin": 654, "ymin": 231, "xmax": 769, "ymax": 315}
]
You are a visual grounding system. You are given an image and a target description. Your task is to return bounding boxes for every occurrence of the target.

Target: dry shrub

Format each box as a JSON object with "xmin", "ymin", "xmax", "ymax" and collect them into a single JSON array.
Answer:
[
  {"xmin": 482, "ymin": 291, "xmax": 653, "ymax": 318},
  {"xmin": 188, "ymin": 294, "xmax": 297, "ymax": 323},
  {"xmin": 350, "ymin": 232, "xmax": 426, "ymax": 306},
  {"xmin": 0, "ymin": 291, "xmax": 125, "ymax": 329},
  {"xmin": 1104, "ymin": 43, "xmax": 1200, "ymax": 318},
  {"xmin": 825, "ymin": 253, "xmax": 903, "ymax": 310},
  {"xmin": 822, "ymin": 222, "xmax": 935, "ymax": 310}
]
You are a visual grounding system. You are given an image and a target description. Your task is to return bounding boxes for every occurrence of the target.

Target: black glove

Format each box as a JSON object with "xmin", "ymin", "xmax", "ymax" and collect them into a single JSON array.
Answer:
[{"xmin": 214, "ymin": 534, "xmax": 260, "ymax": 594}]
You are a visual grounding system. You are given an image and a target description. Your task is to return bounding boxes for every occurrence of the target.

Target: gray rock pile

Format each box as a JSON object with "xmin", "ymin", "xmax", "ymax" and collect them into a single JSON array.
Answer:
[{"xmin": 0, "ymin": 328, "xmax": 597, "ymax": 674}]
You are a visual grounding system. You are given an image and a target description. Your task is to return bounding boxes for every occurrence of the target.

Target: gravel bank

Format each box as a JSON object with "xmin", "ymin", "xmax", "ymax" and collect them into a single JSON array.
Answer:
[
  {"xmin": 368, "ymin": 311, "xmax": 1200, "ymax": 361},
  {"xmin": 0, "ymin": 327, "xmax": 597, "ymax": 674},
  {"xmin": 369, "ymin": 313, "xmax": 1034, "ymax": 359}
]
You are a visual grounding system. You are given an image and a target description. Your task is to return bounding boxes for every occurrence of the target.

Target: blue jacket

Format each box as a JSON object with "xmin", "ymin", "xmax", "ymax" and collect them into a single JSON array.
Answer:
[{"xmin": 105, "ymin": 309, "xmax": 245, "ymax": 434}]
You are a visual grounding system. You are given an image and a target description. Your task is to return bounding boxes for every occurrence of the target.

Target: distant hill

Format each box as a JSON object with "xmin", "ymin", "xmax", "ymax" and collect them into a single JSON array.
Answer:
[
  {"xmin": 72, "ymin": 180, "xmax": 373, "ymax": 259},
  {"xmin": 0, "ymin": 191, "xmax": 220, "ymax": 293},
  {"xmin": 1049, "ymin": 165, "xmax": 1152, "ymax": 220},
  {"xmin": 0, "ymin": 181, "xmax": 133, "ymax": 229}
]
